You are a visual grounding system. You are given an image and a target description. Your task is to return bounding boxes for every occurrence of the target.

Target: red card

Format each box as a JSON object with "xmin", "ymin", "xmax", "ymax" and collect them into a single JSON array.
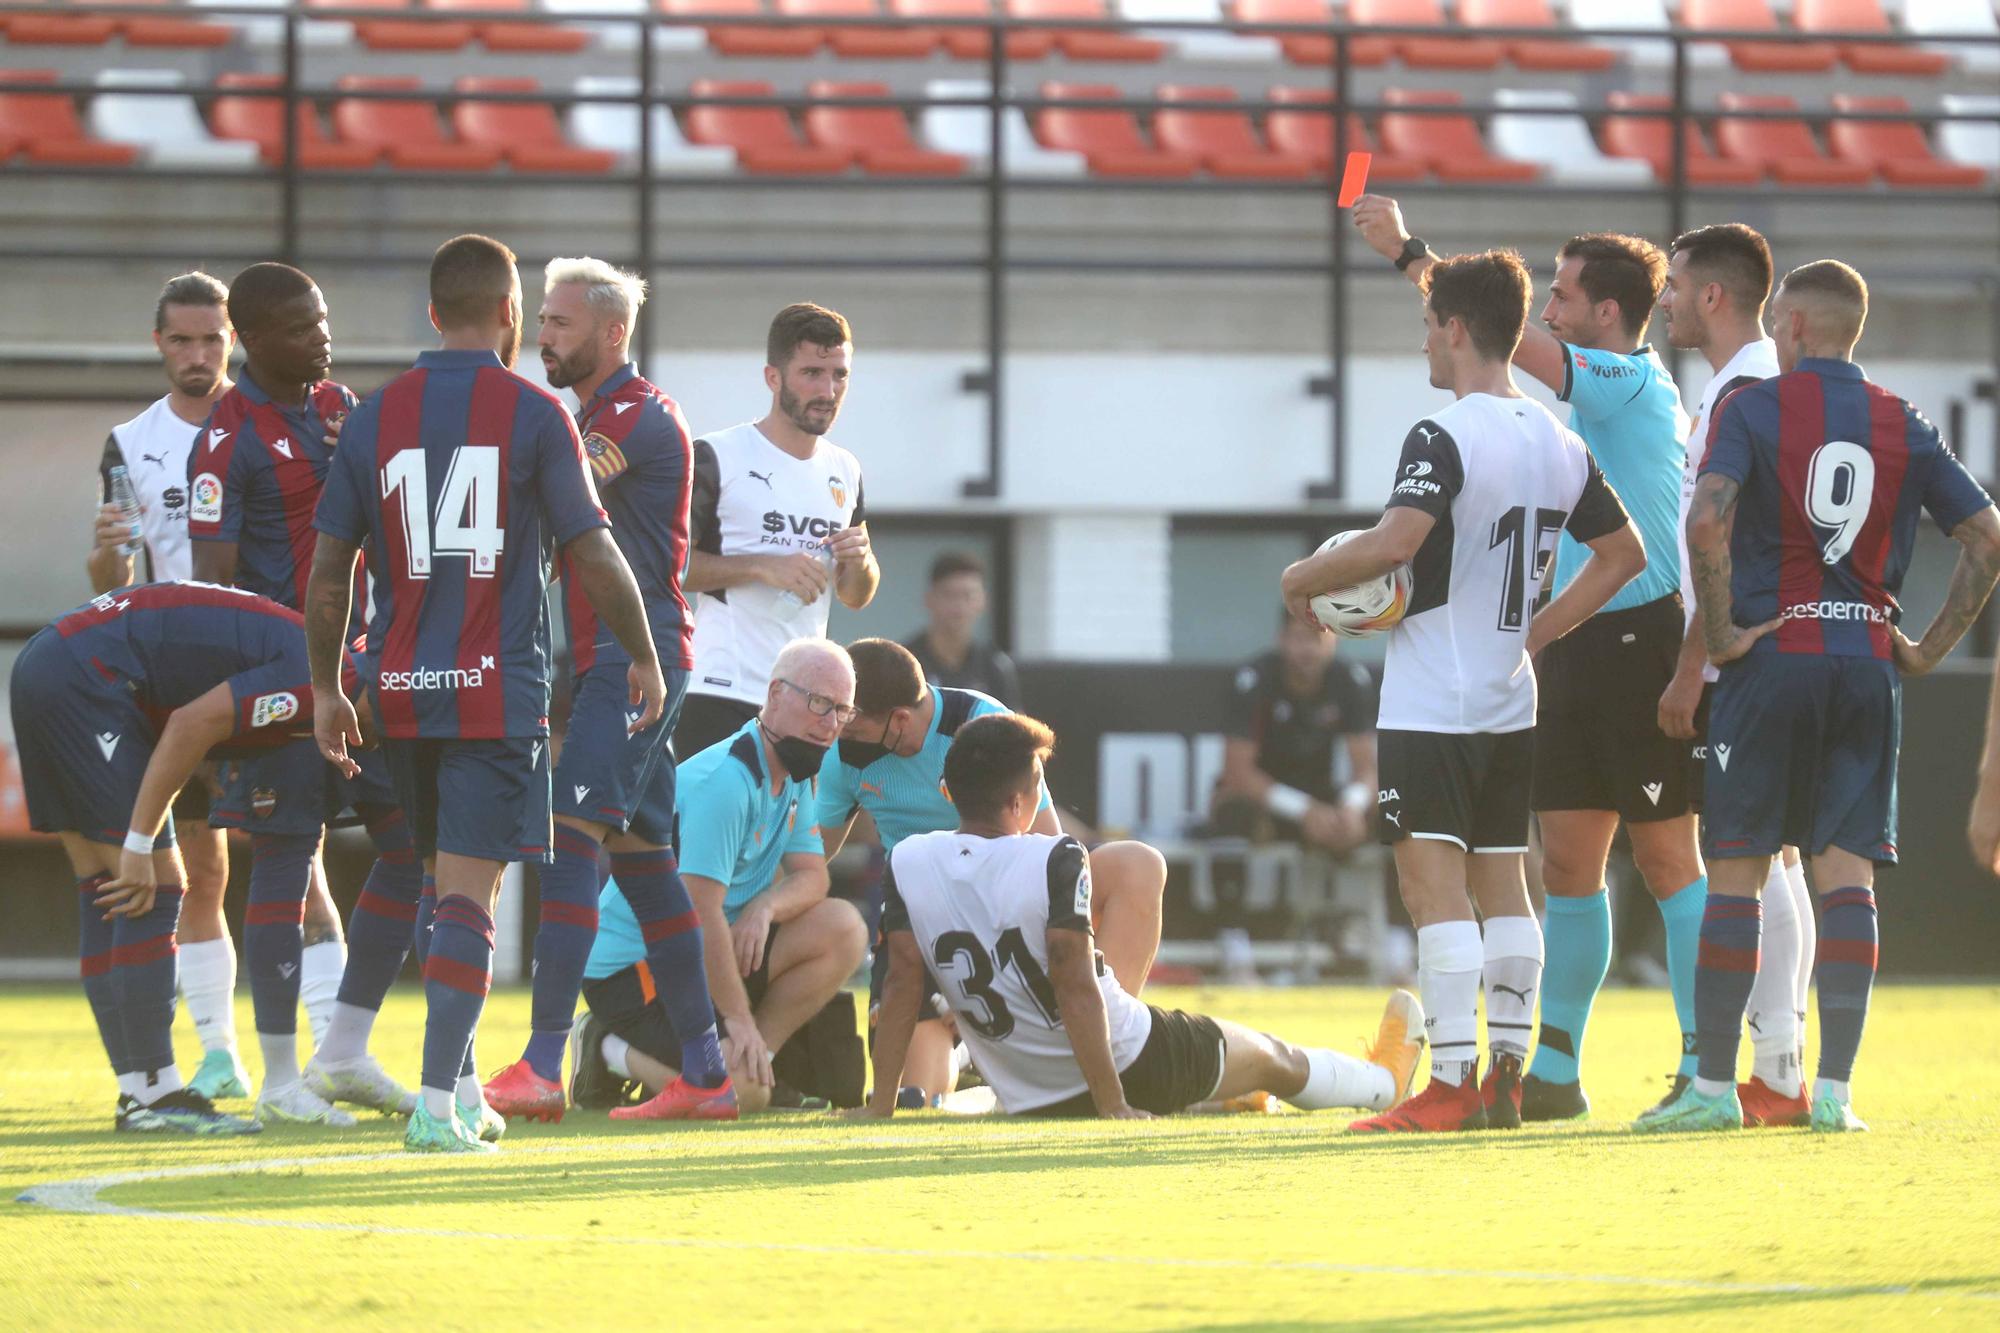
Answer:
[{"xmin": 1336, "ymin": 150, "xmax": 1372, "ymax": 207}]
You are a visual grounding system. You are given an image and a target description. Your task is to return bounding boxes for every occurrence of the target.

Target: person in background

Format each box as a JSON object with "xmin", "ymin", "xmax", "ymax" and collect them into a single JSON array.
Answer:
[{"xmin": 904, "ymin": 551, "xmax": 1021, "ymax": 708}]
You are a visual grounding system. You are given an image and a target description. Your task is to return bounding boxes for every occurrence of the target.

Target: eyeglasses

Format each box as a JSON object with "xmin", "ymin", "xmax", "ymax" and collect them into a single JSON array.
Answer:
[{"xmin": 777, "ymin": 678, "xmax": 860, "ymax": 725}]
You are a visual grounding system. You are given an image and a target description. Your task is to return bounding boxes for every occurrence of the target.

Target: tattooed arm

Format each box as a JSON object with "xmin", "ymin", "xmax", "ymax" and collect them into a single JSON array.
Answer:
[
  {"xmin": 304, "ymin": 533, "xmax": 362, "ymax": 778},
  {"xmin": 1895, "ymin": 505, "xmax": 2000, "ymax": 678},
  {"xmin": 1684, "ymin": 472, "xmax": 1781, "ymax": 667}
]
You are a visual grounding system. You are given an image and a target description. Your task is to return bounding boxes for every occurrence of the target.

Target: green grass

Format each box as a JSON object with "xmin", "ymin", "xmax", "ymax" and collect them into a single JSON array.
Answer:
[{"xmin": 4, "ymin": 982, "xmax": 1999, "ymax": 1330}]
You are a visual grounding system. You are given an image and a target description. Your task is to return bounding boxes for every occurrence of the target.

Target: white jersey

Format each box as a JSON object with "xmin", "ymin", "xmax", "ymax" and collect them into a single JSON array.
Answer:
[
  {"xmin": 1677, "ymin": 338, "xmax": 1779, "ymax": 683},
  {"xmin": 687, "ymin": 421, "xmax": 866, "ymax": 707},
  {"xmin": 1377, "ymin": 393, "xmax": 1630, "ymax": 734},
  {"xmin": 884, "ymin": 830, "xmax": 1153, "ymax": 1114},
  {"xmin": 99, "ymin": 394, "xmax": 203, "ymax": 582}
]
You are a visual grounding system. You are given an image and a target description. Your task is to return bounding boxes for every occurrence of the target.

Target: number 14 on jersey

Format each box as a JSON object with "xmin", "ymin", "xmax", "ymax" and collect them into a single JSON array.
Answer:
[{"xmin": 382, "ymin": 446, "xmax": 505, "ymax": 580}]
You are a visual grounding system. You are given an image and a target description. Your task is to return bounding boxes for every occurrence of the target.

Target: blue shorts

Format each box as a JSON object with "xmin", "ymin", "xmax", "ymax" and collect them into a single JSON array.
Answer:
[
  {"xmin": 384, "ymin": 735, "xmax": 551, "ymax": 863},
  {"xmin": 1703, "ymin": 652, "xmax": 1901, "ymax": 864},
  {"xmin": 9, "ymin": 627, "xmax": 177, "ymax": 849},
  {"xmin": 209, "ymin": 744, "xmax": 395, "ymax": 838},
  {"xmin": 553, "ymin": 665, "xmax": 688, "ymax": 846}
]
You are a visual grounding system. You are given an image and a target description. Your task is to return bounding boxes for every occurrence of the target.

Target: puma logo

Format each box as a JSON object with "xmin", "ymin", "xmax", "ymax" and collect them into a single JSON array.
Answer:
[
  {"xmin": 1416, "ymin": 425, "xmax": 1440, "ymax": 445},
  {"xmin": 1384, "ymin": 811, "xmax": 1401, "ymax": 827},
  {"xmin": 141, "ymin": 451, "xmax": 167, "ymax": 468},
  {"xmin": 1491, "ymin": 983, "xmax": 1534, "ymax": 1003},
  {"xmin": 747, "ymin": 470, "xmax": 773, "ymax": 488}
]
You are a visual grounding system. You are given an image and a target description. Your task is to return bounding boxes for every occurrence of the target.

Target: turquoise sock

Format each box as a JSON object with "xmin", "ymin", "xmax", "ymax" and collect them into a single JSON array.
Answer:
[
  {"xmin": 1527, "ymin": 889, "xmax": 1610, "ymax": 1085},
  {"xmin": 1657, "ymin": 875, "xmax": 1709, "ymax": 1078}
]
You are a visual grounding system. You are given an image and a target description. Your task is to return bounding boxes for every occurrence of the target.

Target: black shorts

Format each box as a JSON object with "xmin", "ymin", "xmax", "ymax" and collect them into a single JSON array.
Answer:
[
  {"xmin": 172, "ymin": 770, "xmax": 220, "ymax": 828},
  {"xmin": 580, "ymin": 960, "xmax": 683, "ymax": 1066},
  {"xmin": 1688, "ymin": 683, "xmax": 1714, "ymax": 812},
  {"xmin": 672, "ymin": 693, "xmax": 761, "ymax": 764},
  {"xmin": 1376, "ymin": 728, "xmax": 1533, "ymax": 854},
  {"xmin": 1018, "ymin": 1007, "xmax": 1226, "ymax": 1117},
  {"xmin": 1532, "ymin": 594, "xmax": 1694, "ymax": 823}
]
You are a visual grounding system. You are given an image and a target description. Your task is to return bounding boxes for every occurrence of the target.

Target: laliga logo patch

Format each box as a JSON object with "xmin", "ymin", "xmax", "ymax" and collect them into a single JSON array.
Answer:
[
  {"xmin": 250, "ymin": 691, "xmax": 299, "ymax": 728},
  {"xmin": 191, "ymin": 473, "xmax": 223, "ymax": 524},
  {"xmin": 1074, "ymin": 861, "xmax": 1092, "ymax": 916},
  {"xmin": 827, "ymin": 476, "xmax": 847, "ymax": 509}
]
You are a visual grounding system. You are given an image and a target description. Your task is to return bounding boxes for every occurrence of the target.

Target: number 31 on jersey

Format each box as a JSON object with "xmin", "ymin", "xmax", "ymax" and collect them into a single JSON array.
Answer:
[{"xmin": 382, "ymin": 447, "xmax": 505, "ymax": 580}]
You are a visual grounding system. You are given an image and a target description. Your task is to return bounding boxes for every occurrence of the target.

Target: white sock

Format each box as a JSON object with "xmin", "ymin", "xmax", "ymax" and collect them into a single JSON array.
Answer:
[
  {"xmin": 131, "ymin": 1065, "xmax": 184, "ymax": 1104},
  {"xmin": 299, "ymin": 940, "xmax": 346, "ymax": 1048},
  {"xmin": 1785, "ymin": 856, "xmax": 1814, "ymax": 1053},
  {"xmin": 456, "ymin": 1072, "xmax": 485, "ymax": 1109},
  {"xmin": 602, "ymin": 1032, "xmax": 632, "ymax": 1078},
  {"xmin": 258, "ymin": 1031, "xmax": 300, "ymax": 1088},
  {"xmin": 422, "ymin": 1085, "xmax": 455, "ymax": 1119},
  {"xmin": 177, "ymin": 936, "xmax": 238, "ymax": 1055},
  {"xmin": 1289, "ymin": 1046, "xmax": 1395, "ymax": 1111},
  {"xmin": 116, "ymin": 1072, "xmax": 147, "ymax": 1101},
  {"xmin": 1814, "ymin": 1077, "xmax": 1849, "ymax": 1104},
  {"xmin": 1417, "ymin": 921, "xmax": 1484, "ymax": 1087},
  {"xmin": 1480, "ymin": 914, "xmax": 1543, "ymax": 1060},
  {"xmin": 1748, "ymin": 858, "xmax": 1803, "ymax": 1091},
  {"xmin": 314, "ymin": 1001, "xmax": 378, "ymax": 1066},
  {"xmin": 1693, "ymin": 1075, "xmax": 1732, "ymax": 1098}
]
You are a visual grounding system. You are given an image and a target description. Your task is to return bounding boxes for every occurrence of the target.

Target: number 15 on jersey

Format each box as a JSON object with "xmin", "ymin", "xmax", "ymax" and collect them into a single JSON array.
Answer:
[{"xmin": 382, "ymin": 446, "xmax": 505, "ymax": 580}]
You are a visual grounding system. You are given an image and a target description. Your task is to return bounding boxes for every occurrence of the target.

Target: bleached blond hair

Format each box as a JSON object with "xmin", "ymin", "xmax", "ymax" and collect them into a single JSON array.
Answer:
[{"xmin": 543, "ymin": 257, "xmax": 648, "ymax": 349}]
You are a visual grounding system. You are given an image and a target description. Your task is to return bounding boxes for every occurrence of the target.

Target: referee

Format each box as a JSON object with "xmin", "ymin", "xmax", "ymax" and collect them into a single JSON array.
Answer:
[{"xmin": 1356, "ymin": 197, "xmax": 1705, "ymax": 1123}]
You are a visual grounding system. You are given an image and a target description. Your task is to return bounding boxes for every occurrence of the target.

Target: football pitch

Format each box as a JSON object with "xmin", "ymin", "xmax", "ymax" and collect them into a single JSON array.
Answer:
[{"xmin": 4, "ymin": 982, "xmax": 1998, "ymax": 1330}]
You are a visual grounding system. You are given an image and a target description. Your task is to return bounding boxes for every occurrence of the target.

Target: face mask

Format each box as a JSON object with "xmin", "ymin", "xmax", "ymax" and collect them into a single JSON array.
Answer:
[
  {"xmin": 840, "ymin": 715, "xmax": 903, "ymax": 771},
  {"xmin": 771, "ymin": 733, "xmax": 830, "ymax": 782}
]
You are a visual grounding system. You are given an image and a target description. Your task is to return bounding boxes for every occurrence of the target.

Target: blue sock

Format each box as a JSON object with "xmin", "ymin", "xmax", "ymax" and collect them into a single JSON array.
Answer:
[
  {"xmin": 1657, "ymin": 875, "xmax": 1708, "ymax": 1078},
  {"xmin": 523, "ymin": 824, "xmax": 603, "ymax": 1080},
  {"xmin": 413, "ymin": 873, "xmax": 436, "ymax": 969},
  {"xmin": 1693, "ymin": 893, "xmax": 1761, "ymax": 1085},
  {"xmin": 115, "ymin": 884, "xmax": 184, "ymax": 1086},
  {"xmin": 1815, "ymin": 887, "xmax": 1878, "ymax": 1085},
  {"xmin": 612, "ymin": 847, "xmax": 727, "ymax": 1088},
  {"xmin": 422, "ymin": 895, "xmax": 494, "ymax": 1093},
  {"xmin": 244, "ymin": 833, "xmax": 316, "ymax": 1038},
  {"xmin": 1528, "ymin": 890, "xmax": 1609, "ymax": 1085},
  {"xmin": 76, "ymin": 873, "xmax": 127, "ymax": 1075},
  {"xmin": 336, "ymin": 807, "xmax": 420, "ymax": 1012}
]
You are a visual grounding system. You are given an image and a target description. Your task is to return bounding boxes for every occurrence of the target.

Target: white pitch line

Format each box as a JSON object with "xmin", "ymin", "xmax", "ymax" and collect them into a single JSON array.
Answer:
[{"xmin": 15, "ymin": 1148, "xmax": 1998, "ymax": 1304}]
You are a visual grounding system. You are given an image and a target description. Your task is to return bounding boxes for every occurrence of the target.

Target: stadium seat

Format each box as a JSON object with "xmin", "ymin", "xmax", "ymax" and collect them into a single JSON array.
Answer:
[
  {"xmin": 566, "ymin": 75, "xmax": 733, "ymax": 172},
  {"xmin": 208, "ymin": 71, "xmax": 382, "ymax": 169},
  {"xmin": 1263, "ymin": 86, "xmax": 1425, "ymax": 178},
  {"xmin": 1795, "ymin": 0, "xmax": 1950, "ymax": 76},
  {"xmin": 1033, "ymin": 80, "xmax": 1194, "ymax": 177},
  {"xmin": 1007, "ymin": 0, "xmax": 1166, "ymax": 62},
  {"xmin": 429, "ymin": 0, "xmax": 591, "ymax": 52},
  {"xmin": 187, "ymin": 0, "xmax": 353, "ymax": 47},
  {"xmin": 1114, "ymin": 0, "xmax": 1281, "ymax": 63},
  {"xmin": 307, "ymin": 0, "xmax": 477, "ymax": 49},
  {"xmin": 685, "ymin": 78, "xmax": 852, "ymax": 173},
  {"xmin": 0, "ymin": 0, "xmax": 119, "ymax": 45},
  {"xmin": 1564, "ymin": 0, "xmax": 1726, "ymax": 71},
  {"xmin": 1826, "ymin": 95, "xmax": 1987, "ymax": 188},
  {"xmin": 1151, "ymin": 84, "xmax": 1311, "ymax": 178},
  {"xmin": 331, "ymin": 76, "xmax": 503, "ymax": 170},
  {"xmin": 1457, "ymin": 0, "xmax": 1614, "ymax": 73},
  {"xmin": 0, "ymin": 68, "xmax": 137, "ymax": 164},
  {"xmin": 1902, "ymin": 0, "xmax": 2000, "ymax": 75},
  {"xmin": 891, "ymin": 0, "xmax": 1054, "ymax": 58},
  {"xmin": 1229, "ymin": 0, "xmax": 1392, "ymax": 66},
  {"xmin": 1598, "ymin": 92, "xmax": 1761, "ymax": 185},
  {"xmin": 453, "ymin": 77, "xmax": 619, "ymax": 173},
  {"xmin": 88, "ymin": 68, "xmax": 260, "ymax": 169},
  {"xmin": 1714, "ymin": 93, "xmax": 1872, "ymax": 186},
  {"xmin": 1938, "ymin": 94, "xmax": 2000, "ymax": 175},
  {"xmin": 780, "ymin": 0, "xmax": 939, "ymax": 55},
  {"xmin": 1347, "ymin": 0, "xmax": 1502, "ymax": 70},
  {"xmin": 1377, "ymin": 88, "xmax": 1536, "ymax": 182},
  {"xmin": 661, "ymin": 0, "xmax": 824, "ymax": 55},
  {"xmin": 78, "ymin": 0, "xmax": 233, "ymax": 47},
  {"xmin": 1681, "ymin": 0, "xmax": 1837, "ymax": 73},
  {"xmin": 1488, "ymin": 89, "xmax": 1652, "ymax": 187},
  {"xmin": 803, "ymin": 80, "xmax": 965, "ymax": 174},
  {"xmin": 919, "ymin": 76, "xmax": 1086, "ymax": 175}
]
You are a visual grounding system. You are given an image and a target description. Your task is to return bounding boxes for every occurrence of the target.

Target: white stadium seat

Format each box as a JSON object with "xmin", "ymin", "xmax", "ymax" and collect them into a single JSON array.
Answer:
[
  {"xmin": 1112, "ymin": 0, "xmax": 1283, "ymax": 62},
  {"xmin": 569, "ymin": 76, "xmax": 735, "ymax": 173},
  {"xmin": 89, "ymin": 69, "xmax": 260, "ymax": 170},
  {"xmin": 1490, "ymin": 88, "xmax": 1654, "ymax": 187},
  {"xmin": 543, "ymin": 0, "xmax": 706, "ymax": 53},
  {"xmin": 1903, "ymin": 0, "xmax": 2000, "ymax": 74},
  {"xmin": 1939, "ymin": 94, "xmax": 2000, "ymax": 174},
  {"xmin": 188, "ymin": 0, "xmax": 352, "ymax": 46},
  {"xmin": 921, "ymin": 78, "xmax": 1088, "ymax": 177},
  {"xmin": 1565, "ymin": 0, "xmax": 1730, "ymax": 70}
]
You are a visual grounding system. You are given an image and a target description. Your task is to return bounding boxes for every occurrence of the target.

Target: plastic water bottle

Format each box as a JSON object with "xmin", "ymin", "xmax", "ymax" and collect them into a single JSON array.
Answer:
[
  {"xmin": 106, "ymin": 464, "xmax": 143, "ymax": 557},
  {"xmin": 774, "ymin": 543, "xmax": 835, "ymax": 614}
]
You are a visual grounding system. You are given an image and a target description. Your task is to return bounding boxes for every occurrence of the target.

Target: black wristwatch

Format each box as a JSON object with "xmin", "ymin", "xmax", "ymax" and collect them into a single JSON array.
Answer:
[{"xmin": 1394, "ymin": 236, "xmax": 1431, "ymax": 272}]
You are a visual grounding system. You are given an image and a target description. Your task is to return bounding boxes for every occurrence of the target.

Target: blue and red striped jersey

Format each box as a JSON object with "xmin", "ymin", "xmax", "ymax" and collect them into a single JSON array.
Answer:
[
  {"xmin": 561, "ymin": 362, "xmax": 694, "ymax": 676},
  {"xmin": 1700, "ymin": 357, "xmax": 1992, "ymax": 659},
  {"xmin": 188, "ymin": 373, "xmax": 357, "ymax": 611},
  {"xmin": 314, "ymin": 348, "xmax": 610, "ymax": 740}
]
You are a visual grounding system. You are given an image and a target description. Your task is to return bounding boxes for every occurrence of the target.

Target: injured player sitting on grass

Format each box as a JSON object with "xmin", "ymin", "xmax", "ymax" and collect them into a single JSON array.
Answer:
[{"xmin": 855, "ymin": 711, "xmax": 1426, "ymax": 1120}]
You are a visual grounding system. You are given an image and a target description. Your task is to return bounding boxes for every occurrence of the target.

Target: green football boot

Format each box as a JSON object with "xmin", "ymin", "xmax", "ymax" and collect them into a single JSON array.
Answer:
[
  {"xmin": 405, "ymin": 1101, "xmax": 496, "ymax": 1154},
  {"xmin": 1630, "ymin": 1082, "xmax": 1742, "ymax": 1134}
]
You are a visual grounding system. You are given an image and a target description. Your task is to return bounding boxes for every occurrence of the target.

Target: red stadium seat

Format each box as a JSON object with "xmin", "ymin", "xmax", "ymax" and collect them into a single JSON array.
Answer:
[
  {"xmin": 1457, "ymin": 0, "xmax": 1615, "ymax": 73},
  {"xmin": 781, "ymin": 0, "xmax": 938, "ymax": 55},
  {"xmin": 1599, "ymin": 91, "xmax": 1763, "ymax": 185},
  {"xmin": 208, "ymin": 72, "xmax": 382, "ymax": 169},
  {"xmin": 307, "ymin": 0, "xmax": 478, "ymax": 49},
  {"xmin": 1152, "ymin": 85, "xmax": 1312, "ymax": 179},
  {"xmin": 1230, "ymin": 0, "xmax": 1392, "ymax": 67},
  {"xmin": 1378, "ymin": 88, "xmax": 1536, "ymax": 182},
  {"xmin": 454, "ymin": 77, "xmax": 619, "ymax": 173},
  {"xmin": 1006, "ymin": 0, "xmax": 1166, "ymax": 62},
  {"xmin": 0, "ymin": 68, "xmax": 137, "ymax": 164},
  {"xmin": 891, "ymin": 0, "xmax": 1055, "ymax": 59},
  {"xmin": 685, "ymin": 78, "xmax": 852, "ymax": 173},
  {"xmin": 331, "ymin": 76, "xmax": 503, "ymax": 170},
  {"xmin": 76, "ymin": 0, "xmax": 232, "ymax": 48},
  {"xmin": 1033, "ymin": 80, "xmax": 1195, "ymax": 177},
  {"xmin": 660, "ymin": 0, "xmax": 824, "ymax": 54},
  {"xmin": 428, "ymin": 0, "xmax": 591, "ymax": 52},
  {"xmin": 1715, "ymin": 93, "xmax": 1872, "ymax": 186},
  {"xmin": 1348, "ymin": 0, "xmax": 1503, "ymax": 71},
  {"xmin": 0, "ymin": 0, "xmax": 119, "ymax": 45},
  {"xmin": 1681, "ymin": 0, "xmax": 1838, "ymax": 74},
  {"xmin": 1827, "ymin": 94, "xmax": 1987, "ymax": 188},
  {"xmin": 1796, "ymin": 0, "xmax": 1951, "ymax": 76},
  {"xmin": 1265, "ymin": 86, "xmax": 1426, "ymax": 178},
  {"xmin": 803, "ymin": 80, "xmax": 964, "ymax": 174}
]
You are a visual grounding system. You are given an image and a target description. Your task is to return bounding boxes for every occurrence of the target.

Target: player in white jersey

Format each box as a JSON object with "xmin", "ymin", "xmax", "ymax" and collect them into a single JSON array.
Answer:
[
  {"xmin": 1655, "ymin": 223, "xmax": 1814, "ymax": 1128},
  {"xmin": 82, "ymin": 272, "xmax": 250, "ymax": 1102},
  {"xmin": 675, "ymin": 303, "xmax": 880, "ymax": 759},
  {"xmin": 1281, "ymin": 250, "xmax": 1645, "ymax": 1133},
  {"xmin": 860, "ymin": 712, "xmax": 1424, "ymax": 1119}
]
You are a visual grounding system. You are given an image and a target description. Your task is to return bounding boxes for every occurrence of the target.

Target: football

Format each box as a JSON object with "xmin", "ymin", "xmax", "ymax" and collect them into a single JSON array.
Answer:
[{"xmin": 1307, "ymin": 531, "xmax": 1413, "ymax": 638}]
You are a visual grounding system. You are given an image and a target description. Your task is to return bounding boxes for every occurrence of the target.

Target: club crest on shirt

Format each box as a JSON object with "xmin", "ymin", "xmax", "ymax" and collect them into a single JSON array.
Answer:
[
  {"xmin": 583, "ymin": 432, "xmax": 627, "ymax": 481},
  {"xmin": 827, "ymin": 476, "xmax": 847, "ymax": 509},
  {"xmin": 251, "ymin": 787, "xmax": 278, "ymax": 819}
]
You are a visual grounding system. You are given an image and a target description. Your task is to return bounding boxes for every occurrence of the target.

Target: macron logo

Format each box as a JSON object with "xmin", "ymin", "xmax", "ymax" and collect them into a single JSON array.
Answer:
[
  {"xmin": 612, "ymin": 401, "xmax": 637, "ymax": 415},
  {"xmin": 1715, "ymin": 744, "xmax": 1732, "ymax": 772},
  {"xmin": 1642, "ymin": 781, "xmax": 1663, "ymax": 806},
  {"xmin": 270, "ymin": 438, "xmax": 293, "ymax": 460},
  {"xmin": 96, "ymin": 732, "xmax": 120, "ymax": 761},
  {"xmin": 206, "ymin": 428, "xmax": 229, "ymax": 452},
  {"xmin": 573, "ymin": 785, "xmax": 589, "ymax": 804}
]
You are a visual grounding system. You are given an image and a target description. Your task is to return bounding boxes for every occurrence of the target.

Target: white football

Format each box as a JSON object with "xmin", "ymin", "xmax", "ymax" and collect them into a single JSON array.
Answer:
[{"xmin": 1307, "ymin": 530, "xmax": 1413, "ymax": 639}]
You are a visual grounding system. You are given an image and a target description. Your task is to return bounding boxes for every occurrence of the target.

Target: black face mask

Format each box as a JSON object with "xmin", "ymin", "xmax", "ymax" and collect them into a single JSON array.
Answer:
[
  {"xmin": 840, "ymin": 715, "xmax": 903, "ymax": 771},
  {"xmin": 769, "ymin": 732, "xmax": 830, "ymax": 782}
]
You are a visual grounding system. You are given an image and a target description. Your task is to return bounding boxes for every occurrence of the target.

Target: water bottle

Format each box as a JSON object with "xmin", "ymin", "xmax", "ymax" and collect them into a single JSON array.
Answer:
[
  {"xmin": 107, "ymin": 464, "xmax": 143, "ymax": 557},
  {"xmin": 774, "ymin": 543, "xmax": 835, "ymax": 615}
]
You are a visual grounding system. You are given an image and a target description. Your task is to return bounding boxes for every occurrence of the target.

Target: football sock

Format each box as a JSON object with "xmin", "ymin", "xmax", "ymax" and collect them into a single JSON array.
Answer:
[
  {"xmin": 259, "ymin": 1030, "xmax": 300, "ymax": 1088},
  {"xmin": 1480, "ymin": 914, "xmax": 1542, "ymax": 1060},
  {"xmin": 1416, "ymin": 921, "xmax": 1482, "ymax": 1088},
  {"xmin": 1693, "ymin": 893, "xmax": 1761, "ymax": 1096},
  {"xmin": 422, "ymin": 896, "xmax": 494, "ymax": 1102},
  {"xmin": 612, "ymin": 847, "xmax": 727, "ymax": 1088},
  {"xmin": 333, "ymin": 806, "xmax": 420, "ymax": 1023},
  {"xmin": 413, "ymin": 873, "xmax": 437, "ymax": 969},
  {"xmin": 457, "ymin": 1069, "xmax": 485, "ymax": 1110},
  {"xmin": 1527, "ymin": 889, "xmax": 1608, "ymax": 1085},
  {"xmin": 76, "ymin": 874, "xmax": 127, "ymax": 1075},
  {"xmin": 178, "ymin": 935, "xmax": 238, "ymax": 1056},
  {"xmin": 1785, "ymin": 856, "xmax": 1814, "ymax": 1064},
  {"xmin": 1290, "ymin": 1046, "xmax": 1395, "ymax": 1111},
  {"xmin": 1656, "ymin": 875, "xmax": 1708, "ymax": 1078},
  {"xmin": 124, "ymin": 1065, "xmax": 185, "ymax": 1106},
  {"xmin": 523, "ymin": 824, "xmax": 603, "ymax": 1081},
  {"xmin": 601, "ymin": 1033, "xmax": 632, "ymax": 1078},
  {"xmin": 300, "ymin": 939, "xmax": 345, "ymax": 1049},
  {"xmin": 1748, "ymin": 857, "xmax": 1803, "ymax": 1091},
  {"xmin": 244, "ymin": 833, "xmax": 315, "ymax": 1041},
  {"xmin": 116, "ymin": 883, "xmax": 185, "ymax": 1101},
  {"xmin": 1814, "ymin": 887, "xmax": 1877, "ymax": 1087}
]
